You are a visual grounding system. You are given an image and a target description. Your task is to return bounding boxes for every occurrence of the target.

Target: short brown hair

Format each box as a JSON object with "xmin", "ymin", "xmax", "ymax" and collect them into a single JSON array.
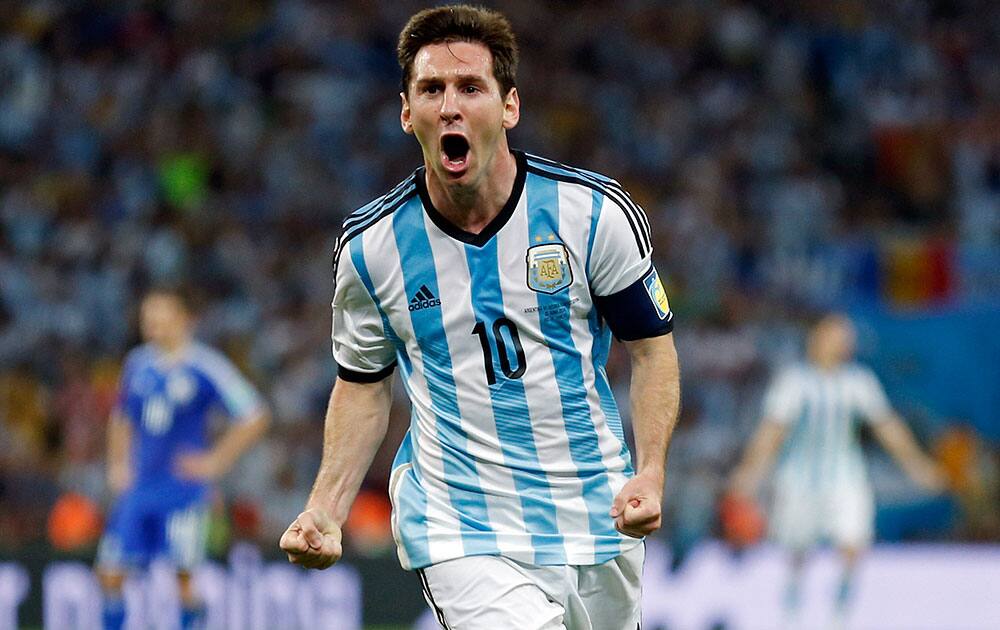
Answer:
[{"xmin": 398, "ymin": 5, "xmax": 519, "ymax": 96}]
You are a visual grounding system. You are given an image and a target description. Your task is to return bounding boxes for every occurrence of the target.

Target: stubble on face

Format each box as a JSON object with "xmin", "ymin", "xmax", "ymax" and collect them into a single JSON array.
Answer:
[{"xmin": 402, "ymin": 41, "xmax": 516, "ymax": 214}]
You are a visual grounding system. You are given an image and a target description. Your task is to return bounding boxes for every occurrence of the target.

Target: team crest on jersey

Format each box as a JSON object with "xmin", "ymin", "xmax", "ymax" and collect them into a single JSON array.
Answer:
[
  {"xmin": 643, "ymin": 268, "xmax": 670, "ymax": 320},
  {"xmin": 526, "ymin": 243, "xmax": 573, "ymax": 294}
]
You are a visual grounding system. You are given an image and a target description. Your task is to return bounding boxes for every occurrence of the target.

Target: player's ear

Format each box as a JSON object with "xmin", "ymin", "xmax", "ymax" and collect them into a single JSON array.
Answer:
[
  {"xmin": 502, "ymin": 87, "xmax": 520, "ymax": 130},
  {"xmin": 400, "ymin": 92, "xmax": 414, "ymax": 135}
]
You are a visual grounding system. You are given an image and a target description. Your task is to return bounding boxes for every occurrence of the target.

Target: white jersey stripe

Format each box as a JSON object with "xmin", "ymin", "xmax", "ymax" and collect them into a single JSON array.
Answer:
[
  {"xmin": 525, "ymin": 172, "xmax": 624, "ymax": 556},
  {"xmin": 424, "ymin": 210, "xmax": 532, "ymax": 561},
  {"xmin": 770, "ymin": 364, "xmax": 892, "ymax": 495},
  {"xmin": 498, "ymin": 194, "xmax": 587, "ymax": 562},
  {"xmin": 391, "ymin": 199, "xmax": 500, "ymax": 561},
  {"xmin": 333, "ymin": 152, "xmax": 667, "ymax": 569},
  {"xmin": 461, "ymin": 210, "xmax": 567, "ymax": 564},
  {"xmin": 350, "ymin": 231, "xmax": 434, "ymax": 566}
]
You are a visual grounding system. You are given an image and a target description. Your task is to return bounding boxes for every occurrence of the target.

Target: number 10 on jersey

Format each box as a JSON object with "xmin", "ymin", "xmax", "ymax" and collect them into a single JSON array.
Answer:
[{"xmin": 472, "ymin": 318, "xmax": 526, "ymax": 385}]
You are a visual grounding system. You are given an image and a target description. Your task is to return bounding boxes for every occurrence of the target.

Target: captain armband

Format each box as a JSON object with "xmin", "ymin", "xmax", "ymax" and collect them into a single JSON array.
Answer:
[{"xmin": 593, "ymin": 266, "xmax": 674, "ymax": 341}]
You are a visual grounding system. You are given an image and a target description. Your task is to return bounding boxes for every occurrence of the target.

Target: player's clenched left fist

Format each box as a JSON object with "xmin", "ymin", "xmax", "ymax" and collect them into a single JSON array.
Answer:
[
  {"xmin": 610, "ymin": 472, "xmax": 664, "ymax": 538},
  {"xmin": 280, "ymin": 508, "xmax": 343, "ymax": 570}
]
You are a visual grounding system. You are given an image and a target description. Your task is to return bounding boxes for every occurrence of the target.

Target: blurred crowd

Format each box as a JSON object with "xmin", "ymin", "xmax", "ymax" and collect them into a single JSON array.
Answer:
[{"xmin": 1, "ymin": 0, "xmax": 998, "ymax": 558}]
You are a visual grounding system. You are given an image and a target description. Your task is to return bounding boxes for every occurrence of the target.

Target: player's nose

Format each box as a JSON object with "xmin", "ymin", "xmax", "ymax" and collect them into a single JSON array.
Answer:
[{"xmin": 439, "ymin": 85, "xmax": 462, "ymax": 122}]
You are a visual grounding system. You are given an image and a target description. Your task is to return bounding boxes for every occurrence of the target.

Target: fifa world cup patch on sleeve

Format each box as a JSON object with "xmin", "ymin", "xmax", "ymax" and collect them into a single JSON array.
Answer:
[
  {"xmin": 526, "ymin": 243, "xmax": 573, "ymax": 294},
  {"xmin": 643, "ymin": 268, "xmax": 670, "ymax": 320}
]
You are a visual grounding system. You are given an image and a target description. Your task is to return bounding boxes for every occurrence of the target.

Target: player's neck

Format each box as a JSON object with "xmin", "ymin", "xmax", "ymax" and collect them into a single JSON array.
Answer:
[
  {"xmin": 810, "ymin": 355, "xmax": 843, "ymax": 371},
  {"xmin": 425, "ymin": 147, "xmax": 518, "ymax": 234},
  {"xmin": 156, "ymin": 337, "xmax": 191, "ymax": 361}
]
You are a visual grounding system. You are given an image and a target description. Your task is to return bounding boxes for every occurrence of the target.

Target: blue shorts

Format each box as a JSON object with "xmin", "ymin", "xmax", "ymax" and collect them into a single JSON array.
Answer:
[{"xmin": 97, "ymin": 484, "xmax": 209, "ymax": 571}]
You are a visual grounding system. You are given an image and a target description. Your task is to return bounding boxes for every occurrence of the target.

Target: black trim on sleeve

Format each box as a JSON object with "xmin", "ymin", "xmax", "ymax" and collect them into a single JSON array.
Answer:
[
  {"xmin": 525, "ymin": 153, "xmax": 652, "ymax": 255},
  {"xmin": 524, "ymin": 163, "xmax": 649, "ymax": 258},
  {"xmin": 594, "ymin": 267, "xmax": 674, "ymax": 341},
  {"xmin": 335, "ymin": 361, "xmax": 396, "ymax": 383}
]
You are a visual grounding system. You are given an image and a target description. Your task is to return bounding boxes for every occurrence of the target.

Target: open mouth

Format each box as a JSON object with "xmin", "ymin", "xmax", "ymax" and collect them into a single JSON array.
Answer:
[{"xmin": 440, "ymin": 134, "xmax": 470, "ymax": 172}]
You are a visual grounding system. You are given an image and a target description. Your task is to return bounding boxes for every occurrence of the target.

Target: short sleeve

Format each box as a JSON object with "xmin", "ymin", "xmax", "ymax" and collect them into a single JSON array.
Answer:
[
  {"xmin": 197, "ymin": 349, "xmax": 265, "ymax": 422},
  {"xmin": 587, "ymin": 190, "xmax": 673, "ymax": 339},
  {"xmin": 762, "ymin": 369, "xmax": 803, "ymax": 425},
  {"xmin": 852, "ymin": 367, "xmax": 892, "ymax": 423},
  {"xmin": 588, "ymin": 191, "xmax": 653, "ymax": 297},
  {"xmin": 331, "ymin": 241, "xmax": 397, "ymax": 382},
  {"xmin": 116, "ymin": 350, "xmax": 139, "ymax": 415}
]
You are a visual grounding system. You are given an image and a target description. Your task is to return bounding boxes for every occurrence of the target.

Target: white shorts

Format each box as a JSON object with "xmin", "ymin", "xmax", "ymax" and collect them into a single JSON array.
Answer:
[
  {"xmin": 770, "ymin": 483, "xmax": 875, "ymax": 551},
  {"xmin": 417, "ymin": 543, "xmax": 644, "ymax": 630}
]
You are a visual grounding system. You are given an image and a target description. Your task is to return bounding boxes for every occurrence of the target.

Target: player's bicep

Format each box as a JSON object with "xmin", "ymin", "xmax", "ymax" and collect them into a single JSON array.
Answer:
[
  {"xmin": 593, "ymin": 265, "xmax": 674, "ymax": 340},
  {"xmin": 332, "ymin": 244, "xmax": 396, "ymax": 382}
]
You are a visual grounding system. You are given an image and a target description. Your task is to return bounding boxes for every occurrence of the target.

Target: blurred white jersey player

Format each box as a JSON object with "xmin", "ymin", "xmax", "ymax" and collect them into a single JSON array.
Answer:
[{"xmin": 730, "ymin": 314, "xmax": 944, "ymax": 625}]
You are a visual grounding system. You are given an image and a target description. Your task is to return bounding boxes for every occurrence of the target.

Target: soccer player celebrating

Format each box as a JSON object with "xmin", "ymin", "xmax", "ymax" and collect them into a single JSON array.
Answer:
[
  {"xmin": 280, "ymin": 5, "xmax": 681, "ymax": 629},
  {"xmin": 97, "ymin": 289, "xmax": 270, "ymax": 629},
  {"xmin": 729, "ymin": 314, "xmax": 945, "ymax": 627}
]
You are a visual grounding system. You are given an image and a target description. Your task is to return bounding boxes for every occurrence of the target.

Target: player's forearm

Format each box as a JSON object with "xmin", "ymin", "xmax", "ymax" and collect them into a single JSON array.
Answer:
[
  {"xmin": 306, "ymin": 376, "xmax": 393, "ymax": 526},
  {"xmin": 874, "ymin": 417, "xmax": 937, "ymax": 478},
  {"xmin": 624, "ymin": 334, "xmax": 680, "ymax": 481},
  {"xmin": 730, "ymin": 421, "xmax": 786, "ymax": 495},
  {"xmin": 210, "ymin": 411, "xmax": 270, "ymax": 475},
  {"xmin": 107, "ymin": 411, "xmax": 131, "ymax": 471}
]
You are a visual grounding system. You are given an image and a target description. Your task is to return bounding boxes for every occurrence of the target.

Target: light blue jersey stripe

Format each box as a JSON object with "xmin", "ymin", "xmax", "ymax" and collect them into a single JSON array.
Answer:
[
  {"xmin": 349, "ymin": 236, "xmax": 411, "ymax": 375},
  {"xmin": 390, "ymin": 431, "xmax": 429, "ymax": 566},
  {"xmin": 463, "ymin": 233, "xmax": 565, "ymax": 563},
  {"xmin": 392, "ymin": 199, "xmax": 497, "ymax": 557},
  {"xmin": 526, "ymin": 173, "xmax": 622, "ymax": 555},
  {"xmin": 584, "ymin": 189, "xmax": 633, "ymax": 469},
  {"xmin": 350, "ymin": 235, "xmax": 431, "ymax": 564}
]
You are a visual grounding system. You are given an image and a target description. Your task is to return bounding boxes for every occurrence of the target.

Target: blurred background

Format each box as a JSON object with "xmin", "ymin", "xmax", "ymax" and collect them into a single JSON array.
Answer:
[{"xmin": 0, "ymin": 0, "xmax": 997, "ymax": 628}]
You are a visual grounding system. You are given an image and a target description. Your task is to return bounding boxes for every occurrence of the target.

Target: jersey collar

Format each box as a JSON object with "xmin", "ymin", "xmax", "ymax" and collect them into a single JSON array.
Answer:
[{"xmin": 415, "ymin": 149, "xmax": 527, "ymax": 248}]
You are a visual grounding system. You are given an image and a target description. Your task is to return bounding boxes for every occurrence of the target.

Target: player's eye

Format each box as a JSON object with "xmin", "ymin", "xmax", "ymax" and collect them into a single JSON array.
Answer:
[{"xmin": 462, "ymin": 85, "xmax": 480, "ymax": 94}]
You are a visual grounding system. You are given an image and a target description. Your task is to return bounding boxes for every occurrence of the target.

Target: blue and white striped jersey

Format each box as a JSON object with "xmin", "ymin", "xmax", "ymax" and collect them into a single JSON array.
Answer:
[
  {"xmin": 763, "ymin": 362, "xmax": 892, "ymax": 493},
  {"xmin": 118, "ymin": 341, "xmax": 264, "ymax": 491},
  {"xmin": 331, "ymin": 151, "xmax": 673, "ymax": 570}
]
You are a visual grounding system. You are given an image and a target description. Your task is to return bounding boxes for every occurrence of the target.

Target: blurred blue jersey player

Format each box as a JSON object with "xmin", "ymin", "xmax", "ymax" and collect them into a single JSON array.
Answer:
[{"xmin": 96, "ymin": 288, "xmax": 270, "ymax": 630}]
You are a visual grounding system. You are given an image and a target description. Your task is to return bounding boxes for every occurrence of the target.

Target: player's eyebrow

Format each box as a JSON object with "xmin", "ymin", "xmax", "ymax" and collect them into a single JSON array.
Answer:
[{"xmin": 414, "ymin": 73, "xmax": 488, "ymax": 85}]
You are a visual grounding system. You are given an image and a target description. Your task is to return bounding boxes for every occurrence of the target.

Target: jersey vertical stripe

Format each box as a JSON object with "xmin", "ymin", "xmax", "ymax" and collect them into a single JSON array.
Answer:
[
  {"xmin": 364, "ymin": 212, "xmax": 464, "ymax": 565},
  {"xmin": 332, "ymin": 152, "xmax": 668, "ymax": 569},
  {"xmin": 348, "ymin": 237, "xmax": 411, "ymax": 374},
  {"xmin": 392, "ymin": 199, "xmax": 499, "ymax": 558},
  {"xmin": 463, "ymin": 226, "xmax": 566, "ymax": 563},
  {"xmin": 525, "ymin": 173, "xmax": 622, "ymax": 560},
  {"xmin": 526, "ymin": 153, "xmax": 653, "ymax": 246},
  {"xmin": 554, "ymin": 180, "xmax": 632, "ymax": 478},
  {"xmin": 770, "ymin": 364, "xmax": 890, "ymax": 494},
  {"xmin": 583, "ymin": 187, "xmax": 629, "ymax": 460},
  {"xmin": 524, "ymin": 155, "xmax": 651, "ymax": 257}
]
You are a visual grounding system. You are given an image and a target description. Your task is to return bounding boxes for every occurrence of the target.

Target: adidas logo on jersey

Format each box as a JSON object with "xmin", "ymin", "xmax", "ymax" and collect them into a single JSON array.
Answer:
[{"xmin": 408, "ymin": 285, "xmax": 441, "ymax": 311}]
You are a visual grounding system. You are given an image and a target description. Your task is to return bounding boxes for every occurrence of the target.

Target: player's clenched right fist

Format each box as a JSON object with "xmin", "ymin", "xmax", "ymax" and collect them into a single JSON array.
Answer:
[{"xmin": 279, "ymin": 508, "xmax": 343, "ymax": 570}]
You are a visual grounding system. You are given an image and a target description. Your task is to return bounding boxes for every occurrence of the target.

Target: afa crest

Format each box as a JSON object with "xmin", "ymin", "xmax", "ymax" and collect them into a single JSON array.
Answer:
[{"xmin": 526, "ymin": 243, "xmax": 573, "ymax": 294}]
